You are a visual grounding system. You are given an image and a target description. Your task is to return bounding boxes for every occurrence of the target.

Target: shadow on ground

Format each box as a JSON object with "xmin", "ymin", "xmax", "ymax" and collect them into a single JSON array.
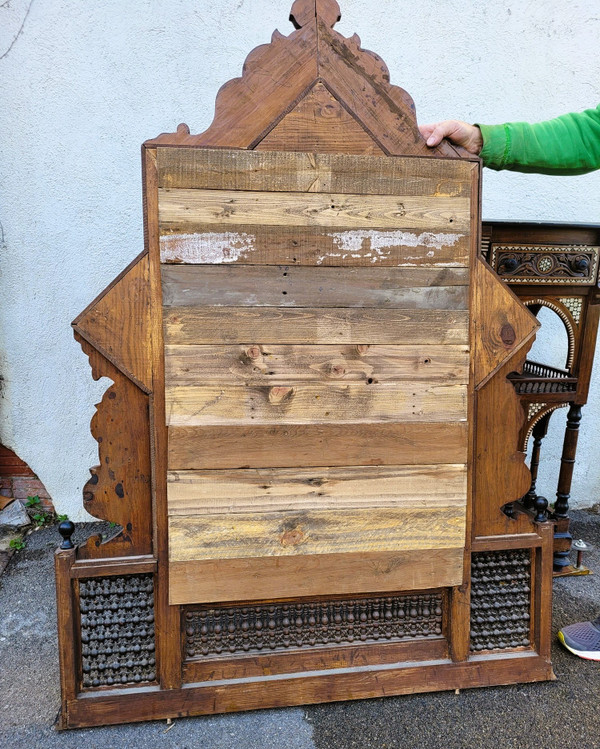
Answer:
[{"xmin": 1, "ymin": 512, "xmax": 598, "ymax": 749}]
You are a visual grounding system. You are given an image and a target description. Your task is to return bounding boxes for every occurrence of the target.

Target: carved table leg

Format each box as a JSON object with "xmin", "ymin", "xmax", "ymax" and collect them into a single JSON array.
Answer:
[
  {"xmin": 523, "ymin": 412, "xmax": 552, "ymax": 509},
  {"xmin": 553, "ymin": 403, "xmax": 583, "ymax": 573}
]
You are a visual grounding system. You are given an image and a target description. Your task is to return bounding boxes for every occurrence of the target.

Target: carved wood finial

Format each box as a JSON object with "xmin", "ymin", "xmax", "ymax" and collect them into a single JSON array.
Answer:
[{"xmin": 290, "ymin": 0, "xmax": 341, "ymax": 29}]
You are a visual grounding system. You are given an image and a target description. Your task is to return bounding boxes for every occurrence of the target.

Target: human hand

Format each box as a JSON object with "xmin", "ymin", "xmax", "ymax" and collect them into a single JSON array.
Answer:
[{"xmin": 419, "ymin": 120, "xmax": 483, "ymax": 155}]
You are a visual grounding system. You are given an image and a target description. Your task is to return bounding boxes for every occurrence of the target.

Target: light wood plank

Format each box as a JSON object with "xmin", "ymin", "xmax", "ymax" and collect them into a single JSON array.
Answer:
[
  {"xmin": 159, "ymin": 225, "xmax": 470, "ymax": 267},
  {"xmin": 169, "ymin": 548, "xmax": 465, "ymax": 604},
  {"xmin": 167, "ymin": 464, "xmax": 467, "ymax": 515},
  {"xmin": 160, "ymin": 264, "xmax": 469, "ymax": 308},
  {"xmin": 164, "ymin": 343, "xmax": 470, "ymax": 386},
  {"xmin": 158, "ymin": 188, "xmax": 470, "ymax": 232},
  {"xmin": 169, "ymin": 505, "xmax": 466, "ymax": 560},
  {"xmin": 163, "ymin": 307, "xmax": 469, "ymax": 345},
  {"xmin": 167, "ymin": 422, "xmax": 469, "ymax": 469},
  {"xmin": 157, "ymin": 144, "xmax": 474, "ymax": 195},
  {"xmin": 166, "ymin": 382, "xmax": 467, "ymax": 426}
]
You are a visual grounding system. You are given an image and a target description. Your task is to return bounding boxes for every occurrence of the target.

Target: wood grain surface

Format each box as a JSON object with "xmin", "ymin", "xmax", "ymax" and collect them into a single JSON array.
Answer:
[
  {"xmin": 167, "ymin": 464, "xmax": 467, "ymax": 515},
  {"xmin": 161, "ymin": 264, "xmax": 469, "ymax": 308},
  {"xmin": 164, "ymin": 307, "xmax": 469, "ymax": 345},
  {"xmin": 167, "ymin": 421, "xmax": 469, "ymax": 469},
  {"xmin": 157, "ymin": 144, "xmax": 474, "ymax": 195},
  {"xmin": 165, "ymin": 381, "xmax": 467, "ymax": 426},
  {"xmin": 160, "ymin": 225, "xmax": 470, "ymax": 267},
  {"xmin": 164, "ymin": 343, "xmax": 470, "ymax": 385},
  {"xmin": 169, "ymin": 504, "xmax": 466, "ymax": 561},
  {"xmin": 158, "ymin": 188, "xmax": 470, "ymax": 233},
  {"xmin": 168, "ymin": 547, "xmax": 465, "ymax": 604}
]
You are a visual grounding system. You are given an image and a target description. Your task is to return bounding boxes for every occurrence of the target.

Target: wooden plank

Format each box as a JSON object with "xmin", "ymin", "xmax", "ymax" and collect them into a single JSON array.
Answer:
[
  {"xmin": 159, "ymin": 225, "xmax": 470, "ymax": 267},
  {"xmin": 183, "ymin": 638, "xmax": 449, "ymax": 685},
  {"xmin": 168, "ymin": 421, "xmax": 469, "ymax": 469},
  {"xmin": 164, "ymin": 343, "xmax": 470, "ymax": 386},
  {"xmin": 165, "ymin": 382, "xmax": 467, "ymax": 426},
  {"xmin": 158, "ymin": 188, "xmax": 470, "ymax": 232},
  {"xmin": 167, "ymin": 464, "xmax": 467, "ymax": 515},
  {"xmin": 168, "ymin": 548, "xmax": 464, "ymax": 604},
  {"xmin": 169, "ymin": 506, "xmax": 466, "ymax": 561},
  {"xmin": 161, "ymin": 264, "xmax": 469, "ymax": 308},
  {"xmin": 157, "ymin": 142, "xmax": 473, "ymax": 195},
  {"xmin": 64, "ymin": 652, "xmax": 554, "ymax": 727},
  {"xmin": 163, "ymin": 307, "xmax": 469, "ymax": 345}
]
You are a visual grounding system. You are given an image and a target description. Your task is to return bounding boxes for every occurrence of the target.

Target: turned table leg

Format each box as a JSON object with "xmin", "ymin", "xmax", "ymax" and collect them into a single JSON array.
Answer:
[
  {"xmin": 524, "ymin": 412, "xmax": 552, "ymax": 509},
  {"xmin": 553, "ymin": 403, "xmax": 583, "ymax": 572}
]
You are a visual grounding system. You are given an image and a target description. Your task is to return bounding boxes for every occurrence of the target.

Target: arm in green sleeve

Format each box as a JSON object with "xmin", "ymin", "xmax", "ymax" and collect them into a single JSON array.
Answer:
[{"xmin": 478, "ymin": 105, "xmax": 600, "ymax": 175}]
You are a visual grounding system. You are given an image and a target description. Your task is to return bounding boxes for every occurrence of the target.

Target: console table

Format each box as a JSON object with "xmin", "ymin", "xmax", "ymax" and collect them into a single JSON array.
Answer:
[{"xmin": 483, "ymin": 221, "xmax": 600, "ymax": 573}]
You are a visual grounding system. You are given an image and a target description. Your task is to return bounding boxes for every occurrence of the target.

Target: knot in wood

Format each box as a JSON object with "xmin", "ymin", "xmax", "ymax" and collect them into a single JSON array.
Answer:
[
  {"xmin": 245, "ymin": 345, "xmax": 262, "ymax": 360},
  {"xmin": 268, "ymin": 386, "xmax": 295, "ymax": 404},
  {"xmin": 290, "ymin": 0, "xmax": 341, "ymax": 29},
  {"xmin": 355, "ymin": 344, "xmax": 370, "ymax": 356},
  {"xmin": 280, "ymin": 527, "xmax": 305, "ymax": 547},
  {"xmin": 500, "ymin": 323, "xmax": 516, "ymax": 348},
  {"xmin": 329, "ymin": 363, "xmax": 346, "ymax": 378}
]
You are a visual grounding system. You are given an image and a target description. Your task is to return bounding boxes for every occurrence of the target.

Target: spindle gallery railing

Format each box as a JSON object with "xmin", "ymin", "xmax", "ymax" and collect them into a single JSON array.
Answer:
[{"xmin": 509, "ymin": 359, "xmax": 577, "ymax": 395}]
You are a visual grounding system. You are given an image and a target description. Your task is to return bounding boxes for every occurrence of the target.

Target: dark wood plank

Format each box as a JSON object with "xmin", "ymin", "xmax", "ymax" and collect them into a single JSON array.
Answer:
[
  {"xmin": 160, "ymin": 224, "xmax": 470, "ymax": 267},
  {"xmin": 157, "ymin": 141, "xmax": 473, "ymax": 194},
  {"xmin": 169, "ymin": 547, "xmax": 465, "ymax": 604},
  {"xmin": 161, "ymin": 264, "xmax": 469, "ymax": 308},
  {"xmin": 63, "ymin": 652, "xmax": 554, "ymax": 728},
  {"xmin": 168, "ymin": 421, "xmax": 469, "ymax": 469}
]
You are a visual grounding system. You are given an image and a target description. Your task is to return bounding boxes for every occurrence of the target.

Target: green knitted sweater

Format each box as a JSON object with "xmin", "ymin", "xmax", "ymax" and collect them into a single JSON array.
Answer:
[{"xmin": 478, "ymin": 105, "xmax": 600, "ymax": 175}]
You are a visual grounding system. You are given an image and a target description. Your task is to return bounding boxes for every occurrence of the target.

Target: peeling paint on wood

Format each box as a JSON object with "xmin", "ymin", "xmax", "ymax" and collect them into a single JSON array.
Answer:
[
  {"xmin": 160, "ymin": 231, "xmax": 255, "ymax": 263},
  {"xmin": 323, "ymin": 230, "xmax": 465, "ymax": 264}
]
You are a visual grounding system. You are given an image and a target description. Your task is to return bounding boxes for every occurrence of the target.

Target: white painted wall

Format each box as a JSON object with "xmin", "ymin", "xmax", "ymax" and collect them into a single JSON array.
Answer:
[{"xmin": 1, "ymin": 0, "xmax": 599, "ymax": 520}]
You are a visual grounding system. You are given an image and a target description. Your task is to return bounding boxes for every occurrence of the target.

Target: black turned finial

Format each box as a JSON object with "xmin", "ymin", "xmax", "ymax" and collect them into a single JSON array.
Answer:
[
  {"xmin": 58, "ymin": 520, "xmax": 75, "ymax": 550},
  {"xmin": 534, "ymin": 495, "xmax": 549, "ymax": 523}
]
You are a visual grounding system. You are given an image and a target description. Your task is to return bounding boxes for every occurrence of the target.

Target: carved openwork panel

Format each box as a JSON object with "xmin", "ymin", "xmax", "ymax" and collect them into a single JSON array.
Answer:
[
  {"xmin": 184, "ymin": 592, "xmax": 444, "ymax": 659},
  {"xmin": 490, "ymin": 244, "xmax": 599, "ymax": 284},
  {"xmin": 79, "ymin": 573, "xmax": 156, "ymax": 689},
  {"xmin": 470, "ymin": 550, "xmax": 531, "ymax": 652}
]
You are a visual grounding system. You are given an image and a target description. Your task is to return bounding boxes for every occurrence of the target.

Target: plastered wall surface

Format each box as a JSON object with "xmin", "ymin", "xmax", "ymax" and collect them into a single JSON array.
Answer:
[{"xmin": 1, "ymin": 0, "xmax": 599, "ymax": 520}]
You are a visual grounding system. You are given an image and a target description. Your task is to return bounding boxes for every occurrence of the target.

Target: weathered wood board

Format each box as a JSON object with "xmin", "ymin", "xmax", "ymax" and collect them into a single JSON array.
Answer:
[{"xmin": 161, "ymin": 147, "xmax": 475, "ymax": 604}]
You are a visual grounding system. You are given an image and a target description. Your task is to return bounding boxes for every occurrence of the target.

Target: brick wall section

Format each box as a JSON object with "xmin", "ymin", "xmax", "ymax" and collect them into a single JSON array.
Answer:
[{"xmin": 0, "ymin": 446, "xmax": 55, "ymax": 513}]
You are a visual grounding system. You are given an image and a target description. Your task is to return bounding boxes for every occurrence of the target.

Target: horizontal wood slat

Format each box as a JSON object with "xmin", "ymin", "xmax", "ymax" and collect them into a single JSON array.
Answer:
[
  {"xmin": 164, "ymin": 307, "xmax": 469, "ymax": 345},
  {"xmin": 158, "ymin": 188, "xmax": 470, "ymax": 233},
  {"xmin": 169, "ymin": 505, "xmax": 466, "ymax": 561},
  {"xmin": 160, "ymin": 225, "xmax": 470, "ymax": 267},
  {"xmin": 157, "ymin": 147, "xmax": 475, "ymax": 195},
  {"xmin": 167, "ymin": 421, "xmax": 469, "ymax": 469},
  {"xmin": 164, "ymin": 343, "xmax": 470, "ymax": 386},
  {"xmin": 169, "ymin": 548, "xmax": 465, "ymax": 605},
  {"xmin": 167, "ymin": 464, "xmax": 467, "ymax": 515},
  {"xmin": 161, "ymin": 264, "xmax": 469, "ymax": 308},
  {"xmin": 165, "ymin": 382, "xmax": 467, "ymax": 426}
]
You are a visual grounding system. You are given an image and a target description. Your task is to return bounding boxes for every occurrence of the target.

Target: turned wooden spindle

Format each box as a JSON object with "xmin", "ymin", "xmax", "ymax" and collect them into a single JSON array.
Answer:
[{"xmin": 58, "ymin": 520, "xmax": 75, "ymax": 550}]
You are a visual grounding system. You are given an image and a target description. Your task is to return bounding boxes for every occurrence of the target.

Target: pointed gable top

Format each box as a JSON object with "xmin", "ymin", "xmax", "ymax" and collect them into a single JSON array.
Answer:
[{"xmin": 146, "ymin": 0, "xmax": 464, "ymax": 159}]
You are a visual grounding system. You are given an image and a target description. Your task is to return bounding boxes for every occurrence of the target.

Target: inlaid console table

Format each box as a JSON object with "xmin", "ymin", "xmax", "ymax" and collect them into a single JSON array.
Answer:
[
  {"xmin": 55, "ymin": 0, "xmax": 563, "ymax": 728},
  {"xmin": 482, "ymin": 221, "xmax": 600, "ymax": 573}
]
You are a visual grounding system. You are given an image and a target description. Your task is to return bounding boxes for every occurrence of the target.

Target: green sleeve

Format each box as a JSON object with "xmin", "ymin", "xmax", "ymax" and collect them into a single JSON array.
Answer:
[{"xmin": 477, "ymin": 105, "xmax": 600, "ymax": 175}]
